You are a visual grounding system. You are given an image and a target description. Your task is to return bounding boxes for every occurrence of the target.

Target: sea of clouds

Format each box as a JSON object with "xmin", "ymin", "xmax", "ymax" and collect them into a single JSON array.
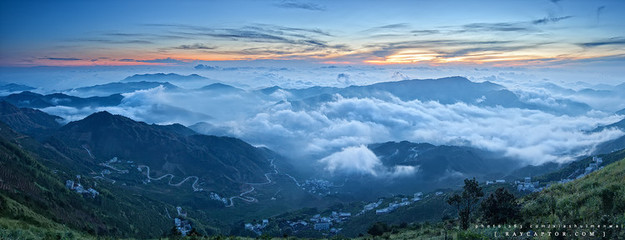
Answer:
[
  {"xmin": 8, "ymin": 64, "xmax": 624, "ymax": 177},
  {"xmin": 40, "ymin": 83, "xmax": 625, "ymax": 177}
]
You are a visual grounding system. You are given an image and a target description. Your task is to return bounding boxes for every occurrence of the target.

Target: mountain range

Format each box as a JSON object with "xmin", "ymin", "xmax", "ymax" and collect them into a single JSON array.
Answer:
[
  {"xmin": 52, "ymin": 111, "xmax": 275, "ymax": 194},
  {"xmin": 0, "ymin": 91, "xmax": 123, "ymax": 109},
  {"xmin": 0, "ymin": 83, "xmax": 35, "ymax": 93},
  {"xmin": 70, "ymin": 81, "xmax": 179, "ymax": 96},
  {"xmin": 1, "ymin": 74, "xmax": 624, "ymax": 238},
  {"xmin": 259, "ymin": 76, "xmax": 592, "ymax": 115},
  {"xmin": 591, "ymin": 117, "xmax": 625, "ymax": 154},
  {"xmin": 1, "ymin": 99, "xmax": 624, "ymax": 238},
  {"xmin": 0, "ymin": 101, "xmax": 62, "ymax": 138},
  {"xmin": 121, "ymin": 73, "xmax": 215, "ymax": 84},
  {"xmin": 328, "ymin": 141, "xmax": 521, "ymax": 199},
  {"xmin": 370, "ymin": 141, "xmax": 519, "ymax": 179},
  {"xmin": 0, "ymin": 101, "xmax": 308, "ymax": 237}
]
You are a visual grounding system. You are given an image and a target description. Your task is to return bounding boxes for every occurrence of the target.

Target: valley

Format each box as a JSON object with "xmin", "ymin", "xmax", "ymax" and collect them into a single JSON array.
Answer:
[
  {"xmin": 1, "ymin": 75, "xmax": 624, "ymax": 239},
  {"xmin": 2, "ymin": 1, "xmax": 625, "ymax": 239},
  {"xmin": 0, "ymin": 73, "xmax": 625, "ymax": 238}
]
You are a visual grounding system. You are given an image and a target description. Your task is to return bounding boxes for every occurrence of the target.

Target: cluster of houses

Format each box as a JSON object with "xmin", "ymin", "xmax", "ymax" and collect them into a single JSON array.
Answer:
[
  {"xmin": 244, "ymin": 219, "xmax": 269, "ymax": 236},
  {"xmin": 579, "ymin": 156, "xmax": 603, "ymax": 179},
  {"xmin": 174, "ymin": 206, "xmax": 192, "ymax": 236},
  {"xmin": 94, "ymin": 157, "xmax": 135, "ymax": 184},
  {"xmin": 284, "ymin": 219, "xmax": 309, "ymax": 233},
  {"xmin": 301, "ymin": 179, "xmax": 334, "ymax": 196},
  {"xmin": 375, "ymin": 195, "xmax": 420, "ymax": 215},
  {"xmin": 309, "ymin": 211, "xmax": 351, "ymax": 233},
  {"xmin": 485, "ymin": 179, "xmax": 506, "ymax": 185},
  {"xmin": 273, "ymin": 211, "xmax": 353, "ymax": 235},
  {"xmin": 556, "ymin": 156, "xmax": 604, "ymax": 184},
  {"xmin": 174, "ymin": 218, "xmax": 192, "ymax": 236},
  {"xmin": 359, "ymin": 199, "xmax": 383, "ymax": 215},
  {"xmin": 357, "ymin": 192, "xmax": 423, "ymax": 216},
  {"xmin": 100, "ymin": 157, "xmax": 131, "ymax": 173},
  {"xmin": 413, "ymin": 192, "xmax": 424, "ymax": 200},
  {"xmin": 514, "ymin": 156, "xmax": 604, "ymax": 192},
  {"xmin": 65, "ymin": 176, "xmax": 99, "ymax": 198},
  {"xmin": 515, "ymin": 177, "xmax": 541, "ymax": 192},
  {"xmin": 209, "ymin": 192, "xmax": 228, "ymax": 205}
]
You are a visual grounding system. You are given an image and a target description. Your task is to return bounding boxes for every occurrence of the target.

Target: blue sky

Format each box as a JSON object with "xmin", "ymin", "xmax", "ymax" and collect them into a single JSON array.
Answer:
[
  {"xmin": 1, "ymin": 1, "xmax": 624, "ymax": 167},
  {"xmin": 1, "ymin": 0, "xmax": 624, "ymax": 67}
]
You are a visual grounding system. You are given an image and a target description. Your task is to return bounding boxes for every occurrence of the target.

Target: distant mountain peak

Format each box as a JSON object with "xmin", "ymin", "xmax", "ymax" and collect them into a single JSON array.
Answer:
[
  {"xmin": 14, "ymin": 91, "xmax": 42, "ymax": 97},
  {"xmin": 0, "ymin": 101, "xmax": 62, "ymax": 136},
  {"xmin": 122, "ymin": 73, "xmax": 208, "ymax": 82},
  {"xmin": 259, "ymin": 86, "xmax": 284, "ymax": 95},
  {"xmin": 199, "ymin": 83, "xmax": 243, "ymax": 92},
  {"xmin": 88, "ymin": 110, "xmax": 114, "ymax": 118},
  {"xmin": 201, "ymin": 82, "xmax": 234, "ymax": 89},
  {"xmin": 1, "ymin": 91, "xmax": 123, "ymax": 109},
  {"xmin": 438, "ymin": 76, "xmax": 470, "ymax": 82},
  {"xmin": 0, "ymin": 83, "xmax": 35, "ymax": 92},
  {"xmin": 66, "ymin": 111, "xmax": 133, "ymax": 129},
  {"xmin": 72, "ymin": 81, "xmax": 180, "ymax": 95},
  {"xmin": 0, "ymin": 100, "xmax": 20, "ymax": 112}
]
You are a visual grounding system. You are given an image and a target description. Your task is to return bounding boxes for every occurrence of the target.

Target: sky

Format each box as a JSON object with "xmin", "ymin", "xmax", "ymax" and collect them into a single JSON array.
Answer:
[
  {"xmin": 0, "ymin": 0, "xmax": 624, "ymax": 173},
  {"xmin": 1, "ymin": 0, "xmax": 624, "ymax": 68}
]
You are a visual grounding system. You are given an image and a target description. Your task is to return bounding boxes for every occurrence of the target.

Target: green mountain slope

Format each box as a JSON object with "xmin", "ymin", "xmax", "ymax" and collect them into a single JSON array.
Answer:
[
  {"xmin": 0, "ymin": 110, "xmax": 312, "ymax": 239},
  {"xmin": 362, "ymin": 150, "xmax": 625, "ymax": 239},
  {"xmin": 51, "ymin": 111, "xmax": 273, "ymax": 194},
  {"xmin": 520, "ymin": 150, "xmax": 625, "ymax": 228},
  {"xmin": 0, "ymin": 122, "xmax": 182, "ymax": 238},
  {"xmin": 0, "ymin": 101, "xmax": 62, "ymax": 138}
]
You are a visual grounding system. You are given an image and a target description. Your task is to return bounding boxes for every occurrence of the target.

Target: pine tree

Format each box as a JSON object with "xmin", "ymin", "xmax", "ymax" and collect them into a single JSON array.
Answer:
[
  {"xmin": 447, "ymin": 178, "xmax": 483, "ymax": 229},
  {"xmin": 481, "ymin": 187, "xmax": 519, "ymax": 224}
]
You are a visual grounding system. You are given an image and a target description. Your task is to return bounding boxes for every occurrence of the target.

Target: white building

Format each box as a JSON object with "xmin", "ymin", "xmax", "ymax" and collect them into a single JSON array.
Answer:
[
  {"xmin": 86, "ymin": 188, "xmax": 99, "ymax": 198},
  {"xmin": 244, "ymin": 223, "xmax": 253, "ymax": 230},
  {"xmin": 339, "ymin": 212, "xmax": 351, "ymax": 219},
  {"xmin": 314, "ymin": 222, "xmax": 331, "ymax": 230},
  {"xmin": 376, "ymin": 208, "xmax": 390, "ymax": 214},
  {"xmin": 65, "ymin": 180, "xmax": 74, "ymax": 189}
]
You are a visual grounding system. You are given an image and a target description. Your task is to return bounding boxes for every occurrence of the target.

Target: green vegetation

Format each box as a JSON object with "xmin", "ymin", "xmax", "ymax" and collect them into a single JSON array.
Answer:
[
  {"xmin": 447, "ymin": 178, "xmax": 483, "ymax": 230},
  {"xmin": 480, "ymin": 188, "xmax": 519, "ymax": 225},
  {"xmin": 2, "ymin": 104, "xmax": 625, "ymax": 239},
  {"xmin": 0, "ymin": 125, "xmax": 187, "ymax": 238},
  {"xmin": 0, "ymin": 197, "xmax": 94, "ymax": 240},
  {"xmin": 519, "ymin": 150, "xmax": 625, "ymax": 239},
  {"xmin": 367, "ymin": 222, "xmax": 390, "ymax": 236},
  {"xmin": 351, "ymin": 151, "xmax": 625, "ymax": 239}
]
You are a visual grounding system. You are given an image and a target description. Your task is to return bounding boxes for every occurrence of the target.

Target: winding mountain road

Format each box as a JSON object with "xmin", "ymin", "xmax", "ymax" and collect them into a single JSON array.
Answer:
[
  {"xmin": 248, "ymin": 158, "xmax": 278, "ymax": 186},
  {"xmin": 137, "ymin": 158, "xmax": 301, "ymax": 208},
  {"xmin": 137, "ymin": 165, "xmax": 203, "ymax": 191},
  {"xmin": 82, "ymin": 146, "xmax": 94, "ymax": 159},
  {"xmin": 225, "ymin": 186, "xmax": 257, "ymax": 207},
  {"xmin": 224, "ymin": 158, "xmax": 278, "ymax": 207}
]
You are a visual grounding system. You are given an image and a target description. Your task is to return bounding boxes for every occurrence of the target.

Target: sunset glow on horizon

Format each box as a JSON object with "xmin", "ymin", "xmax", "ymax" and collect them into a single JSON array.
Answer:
[{"xmin": 1, "ymin": 0, "xmax": 624, "ymax": 68}]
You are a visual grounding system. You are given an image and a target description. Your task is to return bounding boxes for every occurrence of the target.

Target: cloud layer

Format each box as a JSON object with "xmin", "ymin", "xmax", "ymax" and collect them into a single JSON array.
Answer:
[
  {"xmin": 223, "ymin": 94, "xmax": 623, "ymax": 167},
  {"xmin": 319, "ymin": 145, "xmax": 417, "ymax": 178},
  {"xmin": 35, "ymin": 73, "xmax": 625, "ymax": 177}
]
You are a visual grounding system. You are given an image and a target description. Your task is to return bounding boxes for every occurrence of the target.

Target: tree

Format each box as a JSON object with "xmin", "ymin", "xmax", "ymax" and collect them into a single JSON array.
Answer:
[
  {"xmin": 447, "ymin": 178, "xmax": 484, "ymax": 230},
  {"xmin": 169, "ymin": 226, "xmax": 182, "ymax": 239},
  {"xmin": 367, "ymin": 222, "xmax": 390, "ymax": 236},
  {"xmin": 480, "ymin": 187, "xmax": 519, "ymax": 224},
  {"xmin": 187, "ymin": 228, "xmax": 201, "ymax": 238}
]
